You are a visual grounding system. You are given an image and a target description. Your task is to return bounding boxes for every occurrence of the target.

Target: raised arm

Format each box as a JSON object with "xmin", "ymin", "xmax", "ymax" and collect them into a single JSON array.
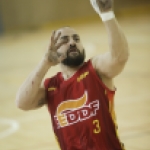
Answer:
[
  {"xmin": 15, "ymin": 31, "xmax": 66, "ymax": 110},
  {"xmin": 90, "ymin": 0, "xmax": 129, "ymax": 78}
]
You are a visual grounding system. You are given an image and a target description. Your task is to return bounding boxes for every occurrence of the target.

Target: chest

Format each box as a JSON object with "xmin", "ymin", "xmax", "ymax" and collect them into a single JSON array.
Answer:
[{"xmin": 47, "ymin": 71, "xmax": 108, "ymax": 118}]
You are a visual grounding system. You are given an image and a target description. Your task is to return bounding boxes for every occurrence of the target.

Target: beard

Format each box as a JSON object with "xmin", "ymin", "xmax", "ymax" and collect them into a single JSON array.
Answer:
[{"xmin": 61, "ymin": 49, "xmax": 85, "ymax": 67}]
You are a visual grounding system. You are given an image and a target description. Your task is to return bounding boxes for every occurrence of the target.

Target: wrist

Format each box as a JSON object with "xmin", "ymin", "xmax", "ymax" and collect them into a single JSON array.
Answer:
[
  {"xmin": 42, "ymin": 54, "xmax": 53, "ymax": 67},
  {"xmin": 99, "ymin": 11, "xmax": 115, "ymax": 22}
]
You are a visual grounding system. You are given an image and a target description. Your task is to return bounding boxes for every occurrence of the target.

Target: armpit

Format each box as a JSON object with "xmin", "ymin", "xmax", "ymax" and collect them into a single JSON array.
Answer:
[{"xmin": 37, "ymin": 98, "xmax": 46, "ymax": 107}]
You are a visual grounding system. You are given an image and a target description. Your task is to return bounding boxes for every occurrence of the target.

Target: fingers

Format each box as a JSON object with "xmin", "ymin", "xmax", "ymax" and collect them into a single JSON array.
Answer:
[
  {"xmin": 50, "ymin": 30, "xmax": 55, "ymax": 44},
  {"xmin": 47, "ymin": 30, "xmax": 67, "ymax": 64},
  {"xmin": 51, "ymin": 30, "xmax": 61, "ymax": 44},
  {"xmin": 55, "ymin": 32, "xmax": 61, "ymax": 42},
  {"xmin": 56, "ymin": 40, "xmax": 67, "ymax": 49},
  {"xmin": 91, "ymin": 0, "xmax": 113, "ymax": 13},
  {"xmin": 50, "ymin": 30, "xmax": 67, "ymax": 51}
]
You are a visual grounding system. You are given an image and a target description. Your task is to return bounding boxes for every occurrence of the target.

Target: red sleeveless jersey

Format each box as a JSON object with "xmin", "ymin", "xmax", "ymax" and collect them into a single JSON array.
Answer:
[{"xmin": 44, "ymin": 60, "xmax": 124, "ymax": 150}]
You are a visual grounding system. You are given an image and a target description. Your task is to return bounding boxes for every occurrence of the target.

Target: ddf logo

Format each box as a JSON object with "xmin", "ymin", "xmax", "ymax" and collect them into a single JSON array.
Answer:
[{"xmin": 54, "ymin": 91, "xmax": 99, "ymax": 129}]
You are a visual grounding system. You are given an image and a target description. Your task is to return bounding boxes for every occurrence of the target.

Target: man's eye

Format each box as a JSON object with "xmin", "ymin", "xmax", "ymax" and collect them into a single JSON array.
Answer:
[
  {"xmin": 61, "ymin": 38, "xmax": 68, "ymax": 43},
  {"xmin": 74, "ymin": 38, "xmax": 80, "ymax": 42}
]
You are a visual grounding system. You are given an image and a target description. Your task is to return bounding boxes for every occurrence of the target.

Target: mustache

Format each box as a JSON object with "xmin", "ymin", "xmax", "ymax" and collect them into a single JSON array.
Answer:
[
  {"xmin": 67, "ymin": 45, "xmax": 80, "ymax": 53},
  {"xmin": 57, "ymin": 45, "xmax": 80, "ymax": 58}
]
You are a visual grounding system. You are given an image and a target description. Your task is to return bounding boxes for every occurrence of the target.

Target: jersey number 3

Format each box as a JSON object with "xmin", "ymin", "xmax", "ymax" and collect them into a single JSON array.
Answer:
[{"xmin": 93, "ymin": 120, "xmax": 101, "ymax": 134}]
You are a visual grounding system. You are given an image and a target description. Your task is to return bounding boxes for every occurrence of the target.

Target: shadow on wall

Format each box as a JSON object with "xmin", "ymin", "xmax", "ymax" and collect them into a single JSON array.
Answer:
[{"xmin": 0, "ymin": 0, "xmax": 150, "ymax": 32}]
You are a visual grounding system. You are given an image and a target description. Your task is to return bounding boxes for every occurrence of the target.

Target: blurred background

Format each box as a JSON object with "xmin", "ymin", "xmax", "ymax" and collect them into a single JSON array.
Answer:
[
  {"xmin": 0, "ymin": 0, "xmax": 150, "ymax": 32},
  {"xmin": 0, "ymin": 0, "xmax": 150, "ymax": 150}
]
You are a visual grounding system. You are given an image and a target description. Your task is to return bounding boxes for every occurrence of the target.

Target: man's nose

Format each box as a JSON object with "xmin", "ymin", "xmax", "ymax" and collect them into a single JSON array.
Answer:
[{"xmin": 69, "ymin": 38, "xmax": 76, "ymax": 46}]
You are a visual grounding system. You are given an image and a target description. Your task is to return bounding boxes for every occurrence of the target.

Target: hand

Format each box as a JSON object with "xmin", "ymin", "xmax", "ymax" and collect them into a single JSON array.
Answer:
[
  {"xmin": 90, "ymin": 0, "xmax": 113, "ymax": 14},
  {"xmin": 45, "ymin": 31, "xmax": 66, "ymax": 66}
]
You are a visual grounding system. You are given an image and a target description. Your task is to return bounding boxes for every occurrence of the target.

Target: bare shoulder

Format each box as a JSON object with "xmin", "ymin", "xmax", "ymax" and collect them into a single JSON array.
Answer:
[
  {"xmin": 91, "ymin": 53, "xmax": 108, "ymax": 76},
  {"xmin": 91, "ymin": 56, "xmax": 115, "ymax": 90},
  {"xmin": 91, "ymin": 52, "xmax": 127, "ymax": 79}
]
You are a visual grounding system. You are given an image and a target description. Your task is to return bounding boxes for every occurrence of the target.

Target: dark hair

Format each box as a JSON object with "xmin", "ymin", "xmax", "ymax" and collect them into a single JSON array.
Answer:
[{"xmin": 62, "ymin": 49, "xmax": 85, "ymax": 67}]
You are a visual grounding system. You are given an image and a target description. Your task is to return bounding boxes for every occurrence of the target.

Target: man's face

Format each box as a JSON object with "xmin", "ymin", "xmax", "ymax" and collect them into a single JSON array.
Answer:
[{"xmin": 56, "ymin": 27, "xmax": 85, "ymax": 67}]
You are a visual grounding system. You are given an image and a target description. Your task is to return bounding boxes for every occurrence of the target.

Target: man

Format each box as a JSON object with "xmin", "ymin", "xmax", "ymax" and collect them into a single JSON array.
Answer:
[{"xmin": 16, "ymin": 0, "xmax": 129, "ymax": 149}]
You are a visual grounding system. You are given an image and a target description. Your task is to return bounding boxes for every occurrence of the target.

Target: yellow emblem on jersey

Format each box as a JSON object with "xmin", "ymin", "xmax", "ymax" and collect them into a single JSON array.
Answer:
[
  {"xmin": 77, "ymin": 71, "xmax": 89, "ymax": 82},
  {"xmin": 48, "ymin": 87, "xmax": 56, "ymax": 91}
]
